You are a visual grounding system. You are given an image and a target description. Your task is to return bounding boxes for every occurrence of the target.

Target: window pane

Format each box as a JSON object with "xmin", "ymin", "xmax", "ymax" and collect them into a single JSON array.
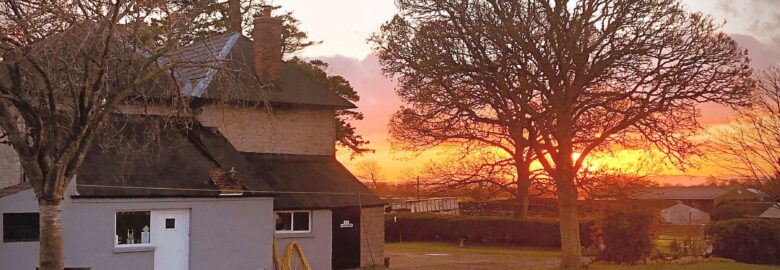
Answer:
[
  {"xmin": 293, "ymin": 212, "xmax": 310, "ymax": 231},
  {"xmin": 116, "ymin": 211, "xmax": 150, "ymax": 245},
  {"xmin": 275, "ymin": 212, "xmax": 292, "ymax": 231},
  {"xmin": 3, "ymin": 213, "xmax": 39, "ymax": 242},
  {"xmin": 165, "ymin": 218, "xmax": 176, "ymax": 229}
]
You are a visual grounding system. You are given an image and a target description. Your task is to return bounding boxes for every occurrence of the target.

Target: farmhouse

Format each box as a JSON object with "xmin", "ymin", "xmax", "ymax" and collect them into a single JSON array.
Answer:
[{"xmin": 0, "ymin": 12, "xmax": 383, "ymax": 270}]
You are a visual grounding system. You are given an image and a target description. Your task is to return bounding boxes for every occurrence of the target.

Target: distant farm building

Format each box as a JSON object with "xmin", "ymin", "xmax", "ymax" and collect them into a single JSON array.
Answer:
[
  {"xmin": 759, "ymin": 204, "xmax": 780, "ymax": 219},
  {"xmin": 632, "ymin": 186, "xmax": 763, "ymax": 212},
  {"xmin": 661, "ymin": 202, "xmax": 711, "ymax": 225},
  {"xmin": 624, "ymin": 186, "xmax": 765, "ymax": 224},
  {"xmin": 389, "ymin": 197, "xmax": 460, "ymax": 215},
  {"xmin": 711, "ymin": 201, "xmax": 779, "ymax": 220}
]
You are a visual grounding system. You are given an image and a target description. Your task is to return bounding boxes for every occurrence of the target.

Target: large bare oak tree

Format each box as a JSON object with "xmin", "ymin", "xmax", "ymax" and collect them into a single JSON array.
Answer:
[{"xmin": 372, "ymin": 0, "xmax": 753, "ymax": 268}]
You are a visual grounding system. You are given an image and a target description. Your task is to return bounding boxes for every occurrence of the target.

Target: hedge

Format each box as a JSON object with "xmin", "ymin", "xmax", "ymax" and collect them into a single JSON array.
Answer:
[
  {"xmin": 597, "ymin": 206, "xmax": 656, "ymax": 263},
  {"xmin": 385, "ymin": 213, "xmax": 593, "ymax": 248},
  {"xmin": 706, "ymin": 218, "xmax": 780, "ymax": 264}
]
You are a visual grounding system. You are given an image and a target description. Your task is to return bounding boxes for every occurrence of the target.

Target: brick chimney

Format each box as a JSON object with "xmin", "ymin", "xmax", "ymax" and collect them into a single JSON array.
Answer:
[{"xmin": 252, "ymin": 6, "xmax": 282, "ymax": 85}]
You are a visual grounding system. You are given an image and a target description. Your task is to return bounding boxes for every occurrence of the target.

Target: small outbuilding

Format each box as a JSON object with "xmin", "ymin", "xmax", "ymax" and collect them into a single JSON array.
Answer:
[{"xmin": 661, "ymin": 202, "xmax": 711, "ymax": 225}]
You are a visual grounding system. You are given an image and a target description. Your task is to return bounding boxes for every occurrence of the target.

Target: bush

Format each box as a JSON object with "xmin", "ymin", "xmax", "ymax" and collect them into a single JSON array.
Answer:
[
  {"xmin": 706, "ymin": 218, "xmax": 780, "ymax": 264},
  {"xmin": 385, "ymin": 213, "xmax": 593, "ymax": 248},
  {"xmin": 597, "ymin": 206, "xmax": 656, "ymax": 263}
]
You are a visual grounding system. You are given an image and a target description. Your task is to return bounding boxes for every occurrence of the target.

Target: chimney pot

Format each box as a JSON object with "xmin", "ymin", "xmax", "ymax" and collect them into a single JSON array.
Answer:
[{"xmin": 253, "ymin": 7, "xmax": 282, "ymax": 85}]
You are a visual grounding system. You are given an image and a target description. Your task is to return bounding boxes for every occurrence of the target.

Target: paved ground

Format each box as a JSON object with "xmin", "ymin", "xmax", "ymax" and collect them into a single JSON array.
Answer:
[{"xmin": 385, "ymin": 244, "xmax": 560, "ymax": 270}]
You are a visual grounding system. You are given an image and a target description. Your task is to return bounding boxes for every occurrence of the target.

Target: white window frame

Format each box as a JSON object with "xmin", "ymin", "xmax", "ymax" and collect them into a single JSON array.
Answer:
[
  {"xmin": 114, "ymin": 210, "xmax": 153, "ymax": 247},
  {"xmin": 274, "ymin": 210, "xmax": 311, "ymax": 233}
]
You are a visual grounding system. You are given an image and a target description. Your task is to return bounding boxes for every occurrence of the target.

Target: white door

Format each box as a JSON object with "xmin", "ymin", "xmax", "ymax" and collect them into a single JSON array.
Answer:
[{"xmin": 152, "ymin": 210, "xmax": 190, "ymax": 270}]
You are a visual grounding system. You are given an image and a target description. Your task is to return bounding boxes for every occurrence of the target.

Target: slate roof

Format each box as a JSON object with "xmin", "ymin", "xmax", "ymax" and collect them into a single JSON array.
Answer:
[
  {"xmin": 241, "ymin": 153, "xmax": 384, "ymax": 210},
  {"xmin": 74, "ymin": 117, "xmax": 382, "ymax": 209},
  {"xmin": 168, "ymin": 32, "xmax": 355, "ymax": 108},
  {"xmin": 633, "ymin": 187, "xmax": 732, "ymax": 200},
  {"xmin": 75, "ymin": 118, "xmax": 254, "ymax": 197}
]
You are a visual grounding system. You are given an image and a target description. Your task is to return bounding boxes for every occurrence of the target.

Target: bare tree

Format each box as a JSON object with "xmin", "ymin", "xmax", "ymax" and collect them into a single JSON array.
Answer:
[
  {"xmin": 577, "ymin": 167, "xmax": 656, "ymax": 200},
  {"xmin": 355, "ymin": 160, "xmax": 385, "ymax": 190},
  {"xmin": 414, "ymin": 150, "xmax": 547, "ymax": 216},
  {"xmin": 372, "ymin": 0, "xmax": 753, "ymax": 268},
  {"xmin": 709, "ymin": 67, "xmax": 780, "ymax": 201},
  {"xmin": 0, "ymin": 1, "xmax": 217, "ymax": 269},
  {"xmin": 372, "ymin": 0, "xmax": 542, "ymax": 218}
]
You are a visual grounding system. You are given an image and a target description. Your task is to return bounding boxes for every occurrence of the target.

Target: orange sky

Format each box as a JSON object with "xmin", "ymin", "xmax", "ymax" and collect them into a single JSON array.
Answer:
[{"xmin": 276, "ymin": 0, "xmax": 780, "ymax": 185}]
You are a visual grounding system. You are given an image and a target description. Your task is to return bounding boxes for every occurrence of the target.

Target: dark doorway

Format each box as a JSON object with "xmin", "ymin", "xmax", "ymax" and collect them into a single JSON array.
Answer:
[{"xmin": 332, "ymin": 207, "xmax": 361, "ymax": 269}]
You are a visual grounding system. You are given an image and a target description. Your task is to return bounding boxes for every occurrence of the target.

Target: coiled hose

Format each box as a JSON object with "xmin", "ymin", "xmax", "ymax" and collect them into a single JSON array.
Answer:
[{"xmin": 273, "ymin": 235, "xmax": 313, "ymax": 270}]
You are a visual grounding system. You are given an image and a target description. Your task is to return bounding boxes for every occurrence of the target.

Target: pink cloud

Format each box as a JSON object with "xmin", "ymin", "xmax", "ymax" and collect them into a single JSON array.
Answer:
[{"xmin": 318, "ymin": 54, "xmax": 401, "ymax": 140}]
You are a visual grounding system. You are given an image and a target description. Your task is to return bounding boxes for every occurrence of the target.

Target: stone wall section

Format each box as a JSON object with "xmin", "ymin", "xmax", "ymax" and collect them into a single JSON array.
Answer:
[
  {"xmin": 0, "ymin": 141, "xmax": 21, "ymax": 189},
  {"xmin": 360, "ymin": 206, "xmax": 385, "ymax": 268},
  {"xmin": 197, "ymin": 105, "xmax": 336, "ymax": 155}
]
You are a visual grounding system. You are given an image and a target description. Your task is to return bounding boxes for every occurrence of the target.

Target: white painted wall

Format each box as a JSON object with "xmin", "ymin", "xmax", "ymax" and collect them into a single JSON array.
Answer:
[{"xmin": 0, "ymin": 181, "xmax": 275, "ymax": 270}]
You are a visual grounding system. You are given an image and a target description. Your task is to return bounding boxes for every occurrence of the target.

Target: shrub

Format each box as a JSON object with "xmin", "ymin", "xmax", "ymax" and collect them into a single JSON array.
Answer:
[
  {"xmin": 385, "ymin": 213, "xmax": 593, "ymax": 248},
  {"xmin": 597, "ymin": 206, "xmax": 656, "ymax": 263},
  {"xmin": 706, "ymin": 218, "xmax": 780, "ymax": 264}
]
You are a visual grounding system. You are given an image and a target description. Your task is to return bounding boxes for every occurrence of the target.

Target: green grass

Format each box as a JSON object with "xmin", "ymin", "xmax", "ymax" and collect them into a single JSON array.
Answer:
[
  {"xmin": 579, "ymin": 262, "xmax": 780, "ymax": 270},
  {"xmin": 387, "ymin": 242, "xmax": 780, "ymax": 270},
  {"xmin": 386, "ymin": 241, "xmax": 561, "ymax": 257}
]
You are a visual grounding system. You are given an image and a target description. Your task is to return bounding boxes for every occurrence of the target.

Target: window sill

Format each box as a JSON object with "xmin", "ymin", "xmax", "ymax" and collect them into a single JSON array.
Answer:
[
  {"xmin": 275, "ymin": 232, "xmax": 314, "ymax": 239},
  {"xmin": 113, "ymin": 245, "xmax": 155, "ymax": 253}
]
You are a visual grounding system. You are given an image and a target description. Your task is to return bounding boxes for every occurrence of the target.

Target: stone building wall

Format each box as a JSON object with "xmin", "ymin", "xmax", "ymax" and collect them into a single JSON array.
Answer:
[
  {"xmin": 360, "ymin": 206, "xmax": 385, "ymax": 268},
  {"xmin": 197, "ymin": 105, "xmax": 336, "ymax": 155},
  {"xmin": 0, "ymin": 142, "xmax": 21, "ymax": 189}
]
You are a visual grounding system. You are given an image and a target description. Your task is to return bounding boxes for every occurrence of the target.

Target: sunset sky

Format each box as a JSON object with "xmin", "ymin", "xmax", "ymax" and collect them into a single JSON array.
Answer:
[{"xmin": 277, "ymin": 0, "xmax": 780, "ymax": 185}]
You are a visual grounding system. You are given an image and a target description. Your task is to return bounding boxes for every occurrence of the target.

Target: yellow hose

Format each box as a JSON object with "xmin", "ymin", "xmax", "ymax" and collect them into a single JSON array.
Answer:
[{"xmin": 273, "ymin": 235, "xmax": 314, "ymax": 270}]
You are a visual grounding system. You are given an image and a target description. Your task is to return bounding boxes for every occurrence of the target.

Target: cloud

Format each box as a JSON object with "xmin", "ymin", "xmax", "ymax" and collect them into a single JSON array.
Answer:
[
  {"xmin": 716, "ymin": 0, "xmax": 780, "ymax": 47},
  {"xmin": 731, "ymin": 33, "xmax": 780, "ymax": 70},
  {"xmin": 318, "ymin": 54, "xmax": 401, "ymax": 139}
]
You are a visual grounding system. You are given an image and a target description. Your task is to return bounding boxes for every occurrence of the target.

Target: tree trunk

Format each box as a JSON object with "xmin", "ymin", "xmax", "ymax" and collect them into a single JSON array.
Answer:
[
  {"xmin": 38, "ymin": 200, "xmax": 64, "ymax": 270},
  {"xmin": 555, "ymin": 136, "xmax": 583, "ymax": 269},
  {"xmin": 557, "ymin": 180, "xmax": 582, "ymax": 269},
  {"xmin": 514, "ymin": 162, "xmax": 532, "ymax": 219}
]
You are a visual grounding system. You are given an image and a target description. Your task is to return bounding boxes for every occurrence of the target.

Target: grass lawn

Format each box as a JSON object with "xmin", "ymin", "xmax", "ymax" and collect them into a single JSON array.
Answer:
[
  {"xmin": 580, "ymin": 262, "xmax": 780, "ymax": 270},
  {"xmin": 386, "ymin": 242, "xmax": 780, "ymax": 270},
  {"xmin": 386, "ymin": 242, "xmax": 561, "ymax": 257}
]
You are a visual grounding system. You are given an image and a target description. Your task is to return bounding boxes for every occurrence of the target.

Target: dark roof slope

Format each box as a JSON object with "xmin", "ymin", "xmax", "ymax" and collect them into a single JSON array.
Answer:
[
  {"xmin": 73, "ymin": 118, "xmax": 381, "ymax": 209},
  {"xmin": 0, "ymin": 184, "xmax": 31, "ymax": 198},
  {"xmin": 76, "ymin": 118, "xmax": 266, "ymax": 197},
  {"xmin": 169, "ymin": 33, "xmax": 355, "ymax": 108},
  {"xmin": 242, "ymin": 153, "xmax": 384, "ymax": 210}
]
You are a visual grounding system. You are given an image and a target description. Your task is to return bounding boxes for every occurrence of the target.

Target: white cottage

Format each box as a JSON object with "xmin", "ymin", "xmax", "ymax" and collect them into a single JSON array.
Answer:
[{"xmin": 0, "ymin": 11, "xmax": 384, "ymax": 270}]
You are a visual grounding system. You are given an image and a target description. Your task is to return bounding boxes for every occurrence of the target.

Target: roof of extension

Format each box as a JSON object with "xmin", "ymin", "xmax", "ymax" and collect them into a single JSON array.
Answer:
[
  {"xmin": 167, "ymin": 32, "xmax": 355, "ymax": 108},
  {"xmin": 74, "ymin": 117, "xmax": 382, "ymax": 209},
  {"xmin": 241, "ymin": 153, "xmax": 384, "ymax": 210}
]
